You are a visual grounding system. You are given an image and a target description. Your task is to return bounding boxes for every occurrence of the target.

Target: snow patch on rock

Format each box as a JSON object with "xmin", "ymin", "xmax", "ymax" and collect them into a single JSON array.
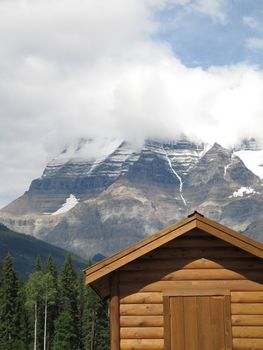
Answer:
[
  {"xmin": 234, "ymin": 150, "xmax": 263, "ymax": 179},
  {"xmin": 229, "ymin": 187, "xmax": 259, "ymax": 198},
  {"xmin": 52, "ymin": 194, "xmax": 79, "ymax": 215}
]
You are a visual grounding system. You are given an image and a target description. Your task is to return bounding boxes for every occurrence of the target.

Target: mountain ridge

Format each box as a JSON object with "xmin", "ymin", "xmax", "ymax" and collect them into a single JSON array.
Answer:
[{"xmin": 1, "ymin": 138, "xmax": 263, "ymax": 259}]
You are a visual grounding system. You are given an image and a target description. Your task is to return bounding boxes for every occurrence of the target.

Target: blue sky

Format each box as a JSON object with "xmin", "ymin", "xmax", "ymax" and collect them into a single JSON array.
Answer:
[{"xmin": 155, "ymin": 0, "xmax": 263, "ymax": 68}]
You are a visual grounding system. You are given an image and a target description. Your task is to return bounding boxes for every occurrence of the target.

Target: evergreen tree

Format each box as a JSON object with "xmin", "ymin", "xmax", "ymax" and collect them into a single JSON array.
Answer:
[
  {"xmin": 34, "ymin": 256, "xmax": 44, "ymax": 349},
  {"xmin": 44, "ymin": 255, "xmax": 58, "ymax": 279},
  {"xmin": 52, "ymin": 311, "xmax": 77, "ymax": 350},
  {"xmin": 96, "ymin": 297, "xmax": 109, "ymax": 350},
  {"xmin": 83, "ymin": 286, "xmax": 109, "ymax": 350},
  {"xmin": 44, "ymin": 256, "xmax": 58, "ymax": 350},
  {"xmin": 57, "ymin": 253, "xmax": 79, "ymax": 347},
  {"xmin": 0, "ymin": 254, "xmax": 19, "ymax": 350},
  {"xmin": 58, "ymin": 254, "xmax": 78, "ymax": 312},
  {"xmin": 35, "ymin": 255, "xmax": 43, "ymax": 272},
  {"xmin": 16, "ymin": 278, "xmax": 29, "ymax": 350},
  {"xmin": 77, "ymin": 274, "xmax": 87, "ymax": 350}
]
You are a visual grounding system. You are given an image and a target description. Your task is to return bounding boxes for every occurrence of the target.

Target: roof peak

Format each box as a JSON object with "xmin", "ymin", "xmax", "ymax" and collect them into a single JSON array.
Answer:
[{"xmin": 188, "ymin": 211, "xmax": 204, "ymax": 218}]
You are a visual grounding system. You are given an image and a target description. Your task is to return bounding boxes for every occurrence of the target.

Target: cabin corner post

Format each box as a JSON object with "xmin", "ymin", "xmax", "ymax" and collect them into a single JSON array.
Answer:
[{"xmin": 110, "ymin": 271, "xmax": 120, "ymax": 350}]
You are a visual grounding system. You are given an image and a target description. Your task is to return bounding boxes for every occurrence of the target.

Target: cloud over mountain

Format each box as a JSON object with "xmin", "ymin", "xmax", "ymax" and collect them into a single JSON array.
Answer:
[{"xmin": 0, "ymin": 0, "xmax": 263, "ymax": 206}]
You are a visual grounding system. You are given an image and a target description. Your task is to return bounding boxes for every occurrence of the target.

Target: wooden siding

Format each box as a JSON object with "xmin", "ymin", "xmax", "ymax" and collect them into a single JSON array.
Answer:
[{"xmin": 118, "ymin": 230, "xmax": 263, "ymax": 350}]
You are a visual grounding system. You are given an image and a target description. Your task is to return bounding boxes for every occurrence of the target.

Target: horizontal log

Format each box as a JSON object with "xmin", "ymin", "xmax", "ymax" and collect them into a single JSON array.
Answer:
[
  {"xmin": 120, "ymin": 339, "xmax": 164, "ymax": 350},
  {"xmin": 120, "ymin": 304, "xmax": 163, "ymax": 316},
  {"xmin": 233, "ymin": 338, "xmax": 263, "ymax": 350},
  {"xmin": 119, "ymin": 269, "xmax": 262, "ymax": 282},
  {"xmin": 232, "ymin": 326, "xmax": 263, "ymax": 338},
  {"xmin": 120, "ymin": 280, "xmax": 263, "ymax": 295},
  {"xmin": 120, "ymin": 316, "xmax": 163, "ymax": 327},
  {"xmin": 121, "ymin": 258, "xmax": 263, "ymax": 271},
  {"xmin": 184, "ymin": 228, "xmax": 211, "ymax": 237},
  {"xmin": 232, "ymin": 303, "xmax": 263, "ymax": 315},
  {"xmin": 163, "ymin": 237, "xmax": 232, "ymax": 248},
  {"xmin": 144, "ymin": 247, "xmax": 253, "ymax": 259},
  {"xmin": 120, "ymin": 292, "xmax": 163, "ymax": 304},
  {"xmin": 231, "ymin": 292, "xmax": 263, "ymax": 303},
  {"xmin": 120, "ymin": 327, "xmax": 164, "ymax": 339},
  {"xmin": 232, "ymin": 315, "xmax": 263, "ymax": 326}
]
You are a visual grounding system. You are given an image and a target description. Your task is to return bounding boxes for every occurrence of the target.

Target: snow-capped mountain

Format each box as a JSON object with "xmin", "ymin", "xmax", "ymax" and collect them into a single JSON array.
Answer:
[{"xmin": 1, "ymin": 138, "xmax": 263, "ymax": 259}]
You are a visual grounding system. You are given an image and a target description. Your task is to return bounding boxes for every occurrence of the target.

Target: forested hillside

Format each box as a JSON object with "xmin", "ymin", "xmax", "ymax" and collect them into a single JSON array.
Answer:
[
  {"xmin": 0, "ymin": 254, "xmax": 109, "ymax": 350},
  {"xmin": 0, "ymin": 223, "xmax": 86, "ymax": 277}
]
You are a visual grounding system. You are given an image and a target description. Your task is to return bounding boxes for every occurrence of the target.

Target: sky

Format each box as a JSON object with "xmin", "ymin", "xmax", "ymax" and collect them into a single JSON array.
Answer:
[{"xmin": 1, "ymin": 0, "xmax": 263, "ymax": 207}]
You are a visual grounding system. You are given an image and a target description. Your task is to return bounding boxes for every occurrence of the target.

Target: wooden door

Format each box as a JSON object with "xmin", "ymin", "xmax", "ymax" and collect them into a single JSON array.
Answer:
[{"xmin": 164, "ymin": 291, "xmax": 232, "ymax": 350}]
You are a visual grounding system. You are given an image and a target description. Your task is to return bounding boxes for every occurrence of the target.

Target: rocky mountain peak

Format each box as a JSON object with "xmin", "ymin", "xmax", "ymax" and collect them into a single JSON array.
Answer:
[{"xmin": 1, "ymin": 137, "xmax": 263, "ymax": 259}]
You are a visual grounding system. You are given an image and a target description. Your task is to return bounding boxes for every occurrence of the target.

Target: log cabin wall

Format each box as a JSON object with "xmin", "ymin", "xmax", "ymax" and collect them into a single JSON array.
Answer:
[{"xmin": 114, "ymin": 228, "xmax": 263, "ymax": 350}]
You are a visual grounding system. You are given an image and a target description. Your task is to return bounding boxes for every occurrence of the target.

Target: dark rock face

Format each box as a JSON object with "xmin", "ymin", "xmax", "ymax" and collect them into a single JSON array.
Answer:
[{"xmin": 0, "ymin": 138, "xmax": 263, "ymax": 259}]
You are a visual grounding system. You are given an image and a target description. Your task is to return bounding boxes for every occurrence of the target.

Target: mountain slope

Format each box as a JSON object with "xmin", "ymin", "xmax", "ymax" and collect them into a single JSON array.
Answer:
[
  {"xmin": 0, "ymin": 223, "xmax": 87, "ymax": 277},
  {"xmin": 0, "ymin": 138, "xmax": 262, "ymax": 259}
]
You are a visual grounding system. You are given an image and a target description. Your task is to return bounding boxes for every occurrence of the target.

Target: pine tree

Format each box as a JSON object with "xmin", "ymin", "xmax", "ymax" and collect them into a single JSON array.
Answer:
[
  {"xmin": 96, "ymin": 297, "xmax": 109, "ymax": 350},
  {"xmin": 82, "ymin": 286, "xmax": 109, "ymax": 350},
  {"xmin": 77, "ymin": 274, "xmax": 87, "ymax": 350},
  {"xmin": 0, "ymin": 254, "xmax": 20, "ymax": 350},
  {"xmin": 57, "ymin": 253, "xmax": 79, "ymax": 347},
  {"xmin": 16, "ymin": 278, "xmax": 29, "ymax": 350},
  {"xmin": 34, "ymin": 256, "xmax": 44, "ymax": 349},
  {"xmin": 35, "ymin": 256, "xmax": 43, "ymax": 272},
  {"xmin": 44, "ymin": 256, "xmax": 58, "ymax": 350},
  {"xmin": 52, "ymin": 311, "xmax": 77, "ymax": 350},
  {"xmin": 44, "ymin": 256, "xmax": 58, "ymax": 280}
]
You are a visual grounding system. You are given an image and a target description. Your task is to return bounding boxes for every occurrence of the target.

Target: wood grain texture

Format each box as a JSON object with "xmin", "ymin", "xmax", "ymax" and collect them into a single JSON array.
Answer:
[
  {"xmin": 232, "ymin": 315, "xmax": 263, "ymax": 326},
  {"xmin": 225, "ymin": 295, "xmax": 234, "ymax": 350},
  {"xmin": 231, "ymin": 303, "xmax": 263, "ymax": 315},
  {"xmin": 144, "ymin": 247, "xmax": 253, "ymax": 259},
  {"xmin": 119, "ymin": 269, "xmax": 262, "ymax": 282},
  {"xmin": 163, "ymin": 236, "xmax": 232, "ymax": 248},
  {"xmin": 110, "ymin": 272, "xmax": 120, "ymax": 350},
  {"xmin": 163, "ymin": 296, "xmax": 171, "ymax": 350},
  {"xmin": 121, "ymin": 258, "xmax": 263, "ymax": 271},
  {"xmin": 119, "ymin": 280, "xmax": 263, "ymax": 295},
  {"xmin": 120, "ymin": 304, "xmax": 163, "ymax": 316},
  {"xmin": 197, "ymin": 296, "xmax": 213, "ymax": 350},
  {"xmin": 167, "ymin": 293, "xmax": 232, "ymax": 350},
  {"xmin": 120, "ymin": 339, "xmax": 164, "ymax": 350},
  {"xmin": 232, "ymin": 326, "xmax": 263, "ymax": 338},
  {"xmin": 170, "ymin": 296, "xmax": 185, "ymax": 350},
  {"xmin": 232, "ymin": 338, "xmax": 263, "ymax": 350},
  {"xmin": 120, "ymin": 292, "xmax": 163, "ymax": 304},
  {"xmin": 184, "ymin": 297, "xmax": 199, "ymax": 349},
  {"xmin": 231, "ymin": 292, "xmax": 263, "ymax": 303},
  {"xmin": 120, "ymin": 316, "xmax": 163, "ymax": 327},
  {"xmin": 120, "ymin": 327, "xmax": 163, "ymax": 339}
]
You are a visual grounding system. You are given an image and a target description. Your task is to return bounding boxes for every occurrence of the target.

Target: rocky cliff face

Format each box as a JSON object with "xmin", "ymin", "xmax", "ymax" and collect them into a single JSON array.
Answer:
[{"xmin": 1, "ymin": 138, "xmax": 262, "ymax": 259}]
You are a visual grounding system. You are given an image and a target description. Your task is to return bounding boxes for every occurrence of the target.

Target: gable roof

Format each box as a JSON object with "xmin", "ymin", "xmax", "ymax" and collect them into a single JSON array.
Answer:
[{"xmin": 85, "ymin": 212, "xmax": 263, "ymax": 297}]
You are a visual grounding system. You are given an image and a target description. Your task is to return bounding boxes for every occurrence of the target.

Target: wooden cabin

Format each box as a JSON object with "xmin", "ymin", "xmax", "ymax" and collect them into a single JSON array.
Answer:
[{"xmin": 85, "ymin": 212, "xmax": 263, "ymax": 350}]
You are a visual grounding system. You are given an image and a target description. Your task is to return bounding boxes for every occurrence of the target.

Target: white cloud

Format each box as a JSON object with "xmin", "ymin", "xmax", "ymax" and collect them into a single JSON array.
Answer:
[
  {"xmin": 0, "ymin": 0, "xmax": 262, "ymax": 208},
  {"xmin": 243, "ymin": 16, "xmax": 259, "ymax": 29},
  {"xmin": 192, "ymin": 0, "xmax": 227, "ymax": 24},
  {"xmin": 246, "ymin": 37, "xmax": 263, "ymax": 50}
]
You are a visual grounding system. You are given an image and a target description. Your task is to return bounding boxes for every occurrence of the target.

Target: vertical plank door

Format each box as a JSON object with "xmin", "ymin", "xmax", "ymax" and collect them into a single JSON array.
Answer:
[{"xmin": 167, "ymin": 293, "xmax": 232, "ymax": 350}]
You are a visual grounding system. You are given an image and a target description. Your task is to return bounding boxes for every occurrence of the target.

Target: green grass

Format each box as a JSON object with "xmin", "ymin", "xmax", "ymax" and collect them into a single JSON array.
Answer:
[{"xmin": 0, "ymin": 223, "xmax": 87, "ymax": 278}]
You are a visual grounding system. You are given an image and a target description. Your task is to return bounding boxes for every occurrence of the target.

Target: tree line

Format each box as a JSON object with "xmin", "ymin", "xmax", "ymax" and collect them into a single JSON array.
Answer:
[{"xmin": 0, "ymin": 253, "xmax": 109, "ymax": 350}]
